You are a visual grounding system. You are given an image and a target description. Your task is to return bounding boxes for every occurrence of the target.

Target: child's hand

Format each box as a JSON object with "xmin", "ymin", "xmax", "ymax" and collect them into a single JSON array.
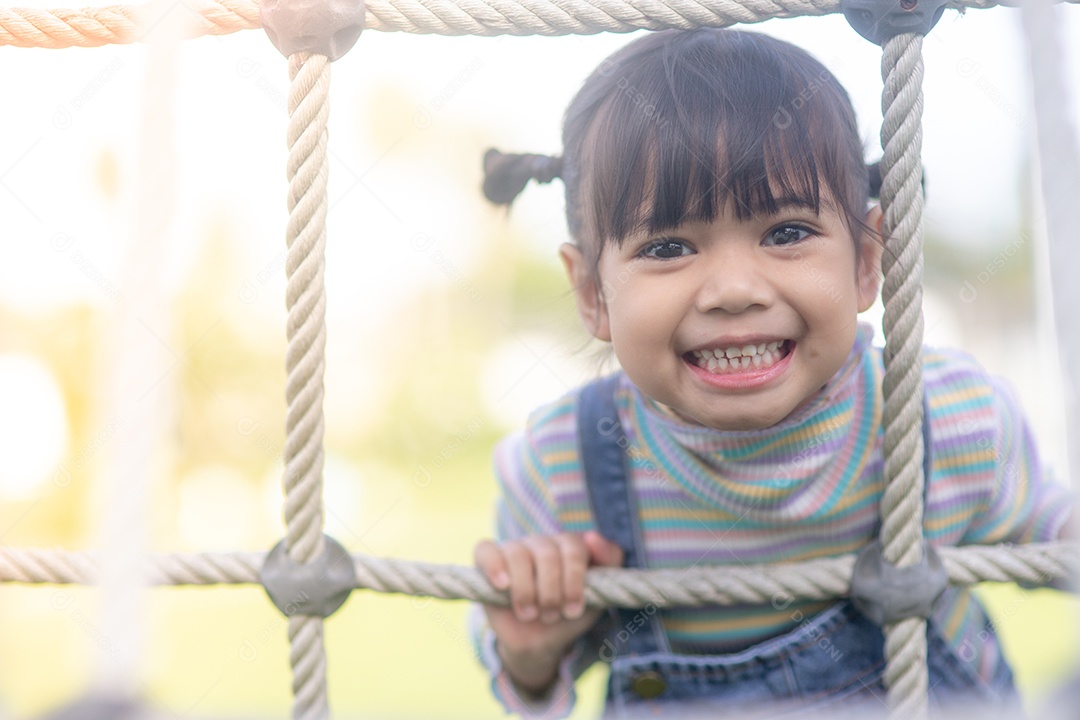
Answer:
[{"xmin": 474, "ymin": 531, "xmax": 624, "ymax": 695}]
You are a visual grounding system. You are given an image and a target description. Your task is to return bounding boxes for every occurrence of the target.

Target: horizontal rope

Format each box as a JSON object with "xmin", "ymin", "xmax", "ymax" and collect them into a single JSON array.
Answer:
[
  {"xmin": 0, "ymin": 548, "xmax": 263, "ymax": 585},
  {"xmin": 1, "ymin": 542, "xmax": 1075, "ymax": 608},
  {"xmin": 2, "ymin": 0, "xmax": 1077, "ymax": 48},
  {"xmin": 0, "ymin": 0, "xmax": 258, "ymax": 48}
]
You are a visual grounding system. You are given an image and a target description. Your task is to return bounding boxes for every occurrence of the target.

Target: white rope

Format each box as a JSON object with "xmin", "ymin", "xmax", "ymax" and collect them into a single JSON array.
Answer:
[
  {"xmin": 360, "ymin": 0, "xmax": 839, "ymax": 35},
  {"xmin": 0, "ymin": 549, "xmax": 263, "ymax": 584},
  {"xmin": 282, "ymin": 51, "xmax": 332, "ymax": 720},
  {"xmin": 3, "ymin": 0, "xmax": 1080, "ymax": 47},
  {"xmin": 289, "ymin": 616, "xmax": 329, "ymax": 720},
  {"xmin": 877, "ymin": 32, "xmax": 929, "ymax": 720},
  {"xmin": 2, "ymin": 542, "xmax": 1075, "ymax": 601}
]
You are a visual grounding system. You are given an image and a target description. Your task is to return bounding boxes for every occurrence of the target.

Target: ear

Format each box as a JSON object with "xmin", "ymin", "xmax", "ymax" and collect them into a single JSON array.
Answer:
[
  {"xmin": 559, "ymin": 243, "xmax": 611, "ymax": 342},
  {"xmin": 856, "ymin": 206, "xmax": 885, "ymax": 313}
]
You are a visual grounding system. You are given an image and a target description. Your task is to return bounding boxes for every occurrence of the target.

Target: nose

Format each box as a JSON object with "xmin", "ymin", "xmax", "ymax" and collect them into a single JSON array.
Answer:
[{"xmin": 693, "ymin": 245, "xmax": 774, "ymax": 314}]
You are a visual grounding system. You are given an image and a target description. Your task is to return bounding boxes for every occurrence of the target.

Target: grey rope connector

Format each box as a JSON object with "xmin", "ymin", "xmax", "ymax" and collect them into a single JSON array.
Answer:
[
  {"xmin": 850, "ymin": 541, "xmax": 949, "ymax": 625},
  {"xmin": 261, "ymin": 0, "xmax": 366, "ymax": 61},
  {"xmin": 841, "ymin": 0, "xmax": 947, "ymax": 46},
  {"xmin": 261, "ymin": 535, "xmax": 357, "ymax": 618}
]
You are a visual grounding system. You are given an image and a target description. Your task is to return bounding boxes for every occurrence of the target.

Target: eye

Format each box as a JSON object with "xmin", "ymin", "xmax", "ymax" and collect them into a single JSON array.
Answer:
[
  {"xmin": 764, "ymin": 225, "xmax": 813, "ymax": 247},
  {"xmin": 639, "ymin": 238, "xmax": 694, "ymax": 260}
]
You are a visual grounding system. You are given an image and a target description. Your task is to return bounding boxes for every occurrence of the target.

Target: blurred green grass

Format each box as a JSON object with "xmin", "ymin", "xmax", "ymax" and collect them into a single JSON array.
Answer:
[{"xmin": 1, "ymin": 446, "xmax": 1075, "ymax": 719}]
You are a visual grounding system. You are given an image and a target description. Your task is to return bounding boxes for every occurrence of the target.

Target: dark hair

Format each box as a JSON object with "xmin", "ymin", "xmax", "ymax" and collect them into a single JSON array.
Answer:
[
  {"xmin": 554, "ymin": 29, "xmax": 869, "ymax": 269},
  {"xmin": 482, "ymin": 149, "xmax": 563, "ymax": 205}
]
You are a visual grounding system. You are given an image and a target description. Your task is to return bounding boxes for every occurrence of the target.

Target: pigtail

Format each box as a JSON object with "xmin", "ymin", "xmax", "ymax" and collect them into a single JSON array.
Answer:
[
  {"xmin": 866, "ymin": 159, "xmax": 926, "ymax": 201},
  {"xmin": 482, "ymin": 148, "xmax": 563, "ymax": 206},
  {"xmin": 867, "ymin": 161, "xmax": 882, "ymax": 200}
]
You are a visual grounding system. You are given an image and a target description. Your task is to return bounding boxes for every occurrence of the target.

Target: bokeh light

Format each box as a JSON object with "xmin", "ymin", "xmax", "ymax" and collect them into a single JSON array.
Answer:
[{"xmin": 0, "ymin": 354, "xmax": 69, "ymax": 501}]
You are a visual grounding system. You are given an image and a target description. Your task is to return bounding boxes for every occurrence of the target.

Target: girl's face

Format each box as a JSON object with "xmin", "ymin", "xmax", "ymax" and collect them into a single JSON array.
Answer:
[{"xmin": 562, "ymin": 199, "xmax": 882, "ymax": 432}]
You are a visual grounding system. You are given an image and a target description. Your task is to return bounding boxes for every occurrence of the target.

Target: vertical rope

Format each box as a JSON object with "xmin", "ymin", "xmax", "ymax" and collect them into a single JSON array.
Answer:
[
  {"xmin": 283, "ymin": 51, "xmax": 331, "ymax": 720},
  {"xmin": 877, "ymin": 33, "xmax": 929, "ymax": 720}
]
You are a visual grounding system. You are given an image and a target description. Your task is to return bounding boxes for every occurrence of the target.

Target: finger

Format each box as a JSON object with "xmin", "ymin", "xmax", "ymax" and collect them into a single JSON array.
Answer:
[
  {"xmin": 555, "ymin": 535, "xmax": 589, "ymax": 619},
  {"xmin": 524, "ymin": 536, "xmax": 564, "ymax": 624},
  {"xmin": 473, "ymin": 540, "xmax": 510, "ymax": 591},
  {"xmin": 583, "ymin": 530, "xmax": 625, "ymax": 568},
  {"xmin": 502, "ymin": 542, "xmax": 539, "ymax": 622}
]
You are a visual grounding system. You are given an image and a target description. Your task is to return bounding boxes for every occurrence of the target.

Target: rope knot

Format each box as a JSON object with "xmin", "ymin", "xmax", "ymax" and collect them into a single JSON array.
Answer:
[
  {"xmin": 260, "ymin": 535, "xmax": 356, "ymax": 618},
  {"xmin": 841, "ymin": 0, "xmax": 947, "ymax": 45},
  {"xmin": 261, "ymin": 0, "xmax": 366, "ymax": 61},
  {"xmin": 850, "ymin": 540, "xmax": 948, "ymax": 626}
]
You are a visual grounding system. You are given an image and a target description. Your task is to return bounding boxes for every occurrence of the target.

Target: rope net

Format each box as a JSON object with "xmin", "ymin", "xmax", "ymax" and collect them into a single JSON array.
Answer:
[
  {"xmin": 1, "ymin": 542, "xmax": 1076, "ymax": 599},
  {"xmin": 2, "ymin": 0, "xmax": 1079, "ymax": 47},
  {"xmin": 0, "ymin": 1, "xmax": 1077, "ymax": 719}
]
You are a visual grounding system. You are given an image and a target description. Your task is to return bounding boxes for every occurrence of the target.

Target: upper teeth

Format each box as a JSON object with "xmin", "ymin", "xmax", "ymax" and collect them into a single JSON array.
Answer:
[{"xmin": 696, "ymin": 341, "xmax": 780, "ymax": 360}]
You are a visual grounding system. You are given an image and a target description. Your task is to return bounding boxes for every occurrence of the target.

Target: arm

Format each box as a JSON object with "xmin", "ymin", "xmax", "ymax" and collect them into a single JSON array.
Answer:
[
  {"xmin": 471, "ymin": 426, "xmax": 619, "ymax": 717},
  {"xmin": 961, "ymin": 376, "xmax": 1074, "ymax": 547}
]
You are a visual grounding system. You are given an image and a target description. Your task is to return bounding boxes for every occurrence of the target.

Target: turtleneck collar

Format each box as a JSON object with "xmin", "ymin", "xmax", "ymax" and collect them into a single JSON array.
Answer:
[{"xmin": 618, "ymin": 323, "xmax": 882, "ymax": 524}]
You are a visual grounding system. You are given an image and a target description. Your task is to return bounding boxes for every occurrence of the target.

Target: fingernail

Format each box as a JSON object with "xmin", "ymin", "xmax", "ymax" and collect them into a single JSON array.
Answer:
[
  {"xmin": 541, "ymin": 610, "xmax": 561, "ymax": 624},
  {"xmin": 563, "ymin": 601, "xmax": 583, "ymax": 619},
  {"xmin": 491, "ymin": 571, "xmax": 509, "ymax": 590},
  {"xmin": 518, "ymin": 605, "xmax": 537, "ymax": 621}
]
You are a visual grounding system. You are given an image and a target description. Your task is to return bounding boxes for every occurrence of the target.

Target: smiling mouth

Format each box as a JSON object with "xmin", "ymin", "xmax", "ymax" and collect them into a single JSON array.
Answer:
[{"xmin": 686, "ymin": 340, "xmax": 793, "ymax": 374}]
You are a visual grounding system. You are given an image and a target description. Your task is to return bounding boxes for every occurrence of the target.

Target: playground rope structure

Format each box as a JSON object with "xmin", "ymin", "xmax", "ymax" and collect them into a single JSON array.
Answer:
[
  {"xmin": 877, "ymin": 32, "xmax": 931, "ymax": 718},
  {"xmin": 0, "ymin": 0, "xmax": 1072, "ymax": 47},
  {"xmin": 0, "ymin": 1, "xmax": 1078, "ymax": 719}
]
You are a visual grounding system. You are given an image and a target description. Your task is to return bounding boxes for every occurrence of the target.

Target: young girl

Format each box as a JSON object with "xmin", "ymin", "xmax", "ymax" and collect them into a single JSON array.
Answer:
[{"xmin": 471, "ymin": 28, "xmax": 1072, "ymax": 718}]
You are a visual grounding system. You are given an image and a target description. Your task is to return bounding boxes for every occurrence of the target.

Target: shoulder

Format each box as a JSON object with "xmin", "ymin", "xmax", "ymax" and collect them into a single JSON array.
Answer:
[
  {"xmin": 921, "ymin": 344, "xmax": 1001, "ymax": 425},
  {"xmin": 513, "ymin": 383, "xmax": 584, "ymax": 461},
  {"xmin": 865, "ymin": 340, "xmax": 1001, "ymax": 435},
  {"xmin": 919, "ymin": 344, "xmax": 1033, "ymax": 453},
  {"xmin": 492, "ymin": 376, "xmax": 623, "ymax": 531},
  {"xmin": 493, "ymin": 389, "xmax": 577, "ymax": 486},
  {"xmin": 910, "ymin": 344, "xmax": 1034, "ymax": 540},
  {"xmin": 498, "ymin": 373, "xmax": 629, "ymax": 462}
]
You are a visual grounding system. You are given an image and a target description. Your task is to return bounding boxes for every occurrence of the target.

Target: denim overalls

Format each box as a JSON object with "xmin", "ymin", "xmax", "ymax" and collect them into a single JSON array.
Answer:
[{"xmin": 577, "ymin": 376, "xmax": 1020, "ymax": 718}]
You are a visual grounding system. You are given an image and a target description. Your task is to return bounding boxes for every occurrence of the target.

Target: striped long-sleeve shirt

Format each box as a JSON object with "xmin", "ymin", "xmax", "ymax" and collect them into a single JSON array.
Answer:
[{"xmin": 474, "ymin": 324, "xmax": 1072, "ymax": 716}]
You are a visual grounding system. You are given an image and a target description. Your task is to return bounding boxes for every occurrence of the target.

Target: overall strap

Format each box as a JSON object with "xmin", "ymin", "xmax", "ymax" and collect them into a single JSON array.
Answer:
[{"xmin": 578, "ymin": 375, "xmax": 669, "ymax": 656}]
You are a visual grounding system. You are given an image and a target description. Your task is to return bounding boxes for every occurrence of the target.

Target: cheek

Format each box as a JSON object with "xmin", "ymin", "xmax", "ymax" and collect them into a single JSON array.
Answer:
[
  {"xmin": 605, "ymin": 292, "xmax": 680, "ymax": 371},
  {"xmin": 793, "ymin": 261, "xmax": 862, "ymax": 323},
  {"xmin": 606, "ymin": 299, "xmax": 648, "ymax": 348},
  {"xmin": 607, "ymin": 284, "xmax": 677, "ymax": 341}
]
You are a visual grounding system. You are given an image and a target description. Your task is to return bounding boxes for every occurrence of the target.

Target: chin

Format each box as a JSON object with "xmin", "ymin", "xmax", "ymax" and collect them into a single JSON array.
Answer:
[{"xmin": 697, "ymin": 411, "xmax": 787, "ymax": 432}]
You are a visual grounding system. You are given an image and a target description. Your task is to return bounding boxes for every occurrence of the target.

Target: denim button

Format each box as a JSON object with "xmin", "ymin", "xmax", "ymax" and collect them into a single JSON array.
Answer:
[{"xmin": 631, "ymin": 670, "xmax": 666, "ymax": 699}]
